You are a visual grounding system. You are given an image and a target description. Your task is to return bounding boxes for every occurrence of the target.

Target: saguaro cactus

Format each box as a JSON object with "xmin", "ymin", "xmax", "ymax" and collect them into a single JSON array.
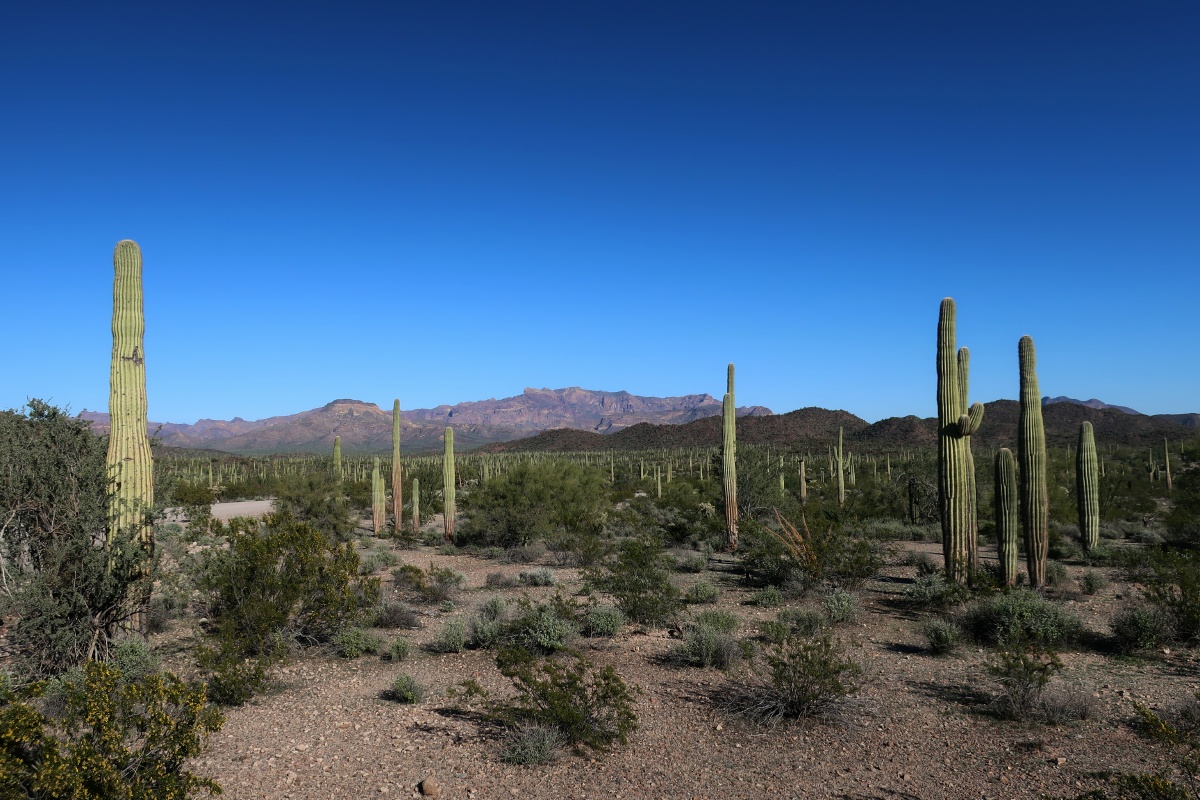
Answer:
[
  {"xmin": 107, "ymin": 240, "xmax": 155, "ymax": 629},
  {"xmin": 412, "ymin": 476, "xmax": 420, "ymax": 534},
  {"xmin": 1165, "ymin": 438, "xmax": 1173, "ymax": 493},
  {"xmin": 391, "ymin": 399, "xmax": 402, "ymax": 530},
  {"xmin": 799, "ymin": 460, "xmax": 808, "ymax": 504},
  {"xmin": 443, "ymin": 428, "xmax": 456, "ymax": 542},
  {"xmin": 333, "ymin": 436, "xmax": 343, "ymax": 481},
  {"xmin": 1077, "ymin": 422, "xmax": 1100, "ymax": 551},
  {"xmin": 1018, "ymin": 335, "xmax": 1049, "ymax": 587},
  {"xmin": 995, "ymin": 448, "xmax": 1019, "ymax": 586},
  {"xmin": 836, "ymin": 428, "xmax": 846, "ymax": 507},
  {"xmin": 371, "ymin": 457, "xmax": 385, "ymax": 535},
  {"xmin": 936, "ymin": 299, "xmax": 984, "ymax": 584},
  {"xmin": 722, "ymin": 363, "xmax": 738, "ymax": 551}
]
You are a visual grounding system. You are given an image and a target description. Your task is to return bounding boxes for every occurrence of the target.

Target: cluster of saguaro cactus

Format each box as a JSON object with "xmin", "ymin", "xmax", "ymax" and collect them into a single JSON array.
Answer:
[
  {"xmin": 722, "ymin": 363, "xmax": 738, "ymax": 551},
  {"xmin": 995, "ymin": 448, "xmax": 1019, "ymax": 586},
  {"xmin": 936, "ymin": 299, "xmax": 984, "ymax": 584},
  {"xmin": 1077, "ymin": 422, "xmax": 1100, "ymax": 551},
  {"xmin": 1018, "ymin": 336, "xmax": 1049, "ymax": 587},
  {"xmin": 443, "ymin": 428, "xmax": 456, "ymax": 541},
  {"xmin": 371, "ymin": 457, "xmax": 385, "ymax": 535},
  {"xmin": 333, "ymin": 435, "xmax": 343, "ymax": 481},
  {"xmin": 107, "ymin": 240, "xmax": 155, "ymax": 630},
  {"xmin": 391, "ymin": 399, "xmax": 403, "ymax": 530}
]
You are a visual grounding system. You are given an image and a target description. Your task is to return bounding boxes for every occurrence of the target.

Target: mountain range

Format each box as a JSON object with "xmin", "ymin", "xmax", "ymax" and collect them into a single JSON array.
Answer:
[{"xmin": 78, "ymin": 387, "xmax": 771, "ymax": 454}]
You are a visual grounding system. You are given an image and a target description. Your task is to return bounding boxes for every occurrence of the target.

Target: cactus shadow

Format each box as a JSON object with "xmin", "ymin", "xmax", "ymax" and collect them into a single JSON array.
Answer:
[{"xmin": 908, "ymin": 679, "xmax": 993, "ymax": 713}]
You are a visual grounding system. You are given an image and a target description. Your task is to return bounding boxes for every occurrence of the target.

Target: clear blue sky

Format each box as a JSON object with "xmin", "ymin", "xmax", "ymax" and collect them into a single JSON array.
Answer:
[{"xmin": 3, "ymin": 1, "xmax": 1197, "ymax": 424}]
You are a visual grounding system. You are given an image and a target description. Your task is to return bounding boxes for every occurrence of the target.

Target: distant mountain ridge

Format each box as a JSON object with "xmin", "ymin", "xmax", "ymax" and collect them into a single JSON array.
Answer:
[
  {"xmin": 1043, "ymin": 396, "xmax": 1141, "ymax": 415},
  {"xmin": 77, "ymin": 387, "xmax": 772, "ymax": 454}
]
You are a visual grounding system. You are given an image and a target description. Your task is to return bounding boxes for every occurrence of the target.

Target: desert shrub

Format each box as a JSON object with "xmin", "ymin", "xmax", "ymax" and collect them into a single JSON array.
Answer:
[
  {"xmin": 393, "ymin": 563, "xmax": 465, "ymax": 603},
  {"xmin": 438, "ymin": 599, "xmax": 457, "ymax": 613},
  {"xmin": 583, "ymin": 606, "xmax": 626, "ymax": 638},
  {"xmin": 1143, "ymin": 550, "xmax": 1200, "ymax": 643},
  {"xmin": 740, "ymin": 514, "xmax": 885, "ymax": 594},
  {"xmin": 501, "ymin": 723, "xmax": 567, "ymax": 766},
  {"xmin": 359, "ymin": 549, "xmax": 399, "ymax": 575},
  {"xmin": 273, "ymin": 472, "xmax": 356, "ymax": 540},
  {"xmin": 460, "ymin": 462, "xmax": 609, "ymax": 549},
  {"xmin": 1039, "ymin": 684, "xmax": 1097, "ymax": 725},
  {"xmin": 776, "ymin": 609, "xmax": 826, "ymax": 637},
  {"xmin": 685, "ymin": 580, "xmax": 720, "ymax": 604},
  {"xmin": 670, "ymin": 623, "xmax": 743, "ymax": 670},
  {"xmin": 0, "ymin": 661, "xmax": 224, "ymax": 799},
  {"xmin": 921, "ymin": 618, "xmax": 962, "ymax": 655},
  {"xmin": 1111, "ymin": 606, "xmax": 1174, "ymax": 653},
  {"xmin": 1049, "ymin": 527, "xmax": 1081, "ymax": 560},
  {"xmin": 694, "ymin": 609, "xmax": 740, "ymax": 634},
  {"xmin": 503, "ymin": 541, "xmax": 548, "ymax": 564},
  {"xmin": 438, "ymin": 543, "xmax": 461, "ymax": 556},
  {"xmin": 760, "ymin": 620, "xmax": 791, "ymax": 645},
  {"xmin": 332, "ymin": 627, "xmax": 382, "ymax": 658},
  {"xmin": 518, "ymin": 568, "xmax": 557, "ymax": 587},
  {"xmin": 486, "ymin": 571, "xmax": 518, "ymax": 588},
  {"xmin": 428, "ymin": 618, "xmax": 468, "ymax": 654},
  {"xmin": 905, "ymin": 571, "xmax": 970, "ymax": 608},
  {"xmin": 675, "ymin": 552, "xmax": 709, "ymax": 573},
  {"xmin": 960, "ymin": 589, "xmax": 1083, "ymax": 648},
  {"xmin": 987, "ymin": 645, "xmax": 1062, "ymax": 721},
  {"xmin": 548, "ymin": 530, "xmax": 610, "ymax": 568},
  {"xmin": 373, "ymin": 601, "xmax": 421, "ymax": 629},
  {"xmin": 493, "ymin": 648, "xmax": 638, "ymax": 753},
  {"xmin": 1079, "ymin": 570, "xmax": 1109, "ymax": 595},
  {"xmin": 1045, "ymin": 560, "xmax": 1069, "ymax": 587},
  {"xmin": 751, "ymin": 585, "xmax": 784, "ymax": 608},
  {"xmin": 822, "ymin": 590, "xmax": 858, "ymax": 624},
  {"xmin": 584, "ymin": 537, "xmax": 681, "ymax": 627},
  {"xmin": 383, "ymin": 674, "xmax": 424, "ymax": 704},
  {"xmin": 109, "ymin": 639, "xmax": 160, "ymax": 682},
  {"xmin": 382, "ymin": 637, "xmax": 412, "ymax": 662},
  {"xmin": 504, "ymin": 597, "xmax": 579, "ymax": 655},
  {"xmin": 723, "ymin": 630, "xmax": 862, "ymax": 724}
]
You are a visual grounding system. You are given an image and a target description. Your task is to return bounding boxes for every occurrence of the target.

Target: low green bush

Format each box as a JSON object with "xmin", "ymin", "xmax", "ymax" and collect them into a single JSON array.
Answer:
[
  {"xmin": 960, "ymin": 589, "xmax": 1083, "ymax": 648},
  {"xmin": 584, "ymin": 537, "xmax": 681, "ymax": 627},
  {"xmin": 670, "ymin": 624, "xmax": 742, "ymax": 670},
  {"xmin": 722, "ymin": 630, "xmax": 862, "ymax": 724},
  {"xmin": 332, "ymin": 627, "xmax": 383, "ymax": 658},
  {"xmin": 822, "ymin": 590, "xmax": 858, "ymax": 624},
  {"xmin": 685, "ymin": 580, "xmax": 720, "ymax": 604},
  {"xmin": 905, "ymin": 571, "xmax": 970, "ymax": 608},
  {"xmin": 428, "ymin": 618, "xmax": 468, "ymax": 654},
  {"xmin": 383, "ymin": 674, "xmax": 424, "ymax": 704},
  {"xmin": 382, "ymin": 637, "xmax": 412, "ymax": 662},
  {"xmin": 987, "ymin": 645, "xmax": 1062, "ymax": 721},
  {"xmin": 694, "ymin": 609, "xmax": 740, "ymax": 634},
  {"xmin": 1078, "ymin": 570, "xmax": 1109, "ymax": 595},
  {"xmin": 920, "ymin": 618, "xmax": 962, "ymax": 655},
  {"xmin": 518, "ymin": 568, "xmax": 557, "ymax": 587},
  {"xmin": 751, "ymin": 585, "xmax": 784, "ymax": 608},
  {"xmin": 1111, "ymin": 606, "xmax": 1174, "ymax": 653},
  {"xmin": 583, "ymin": 606, "xmax": 626, "ymax": 638},
  {"xmin": 501, "ymin": 723, "xmax": 567, "ymax": 766}
]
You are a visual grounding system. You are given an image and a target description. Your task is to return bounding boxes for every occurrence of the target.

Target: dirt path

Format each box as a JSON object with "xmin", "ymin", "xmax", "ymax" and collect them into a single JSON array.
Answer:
[{"xmin": 211, "ymin": 499, "xmax": 274, "ymax": 521}]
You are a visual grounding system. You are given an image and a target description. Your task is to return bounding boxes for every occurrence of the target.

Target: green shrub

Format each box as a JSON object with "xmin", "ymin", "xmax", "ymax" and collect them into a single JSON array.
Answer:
[
  {"xmin": 1045, "ymin": 561, "xmax": 1069, "ymax": 587},
  {"xmin": 504, "ymin": 598, "xmax": 579, "ymax": 655},
  {"xmin": 584, "ymin": 537, "xmax": 681, "ymax": 627},
  {"xmin": 760, "ymin": 620, "xmax": 791, "ymax": 645},
  {"xmin": 332, "ymin": 627, "xmax": 383, "ymax": 658},
  {"xmin": 694, "ymin": 609, "xmax": 740, "ymax": 634},
  {"xmin": 109, "ymin": 639, "xmax": 161, "ymax": 682},
  {"xmin": 741, "ymin": 515, "xmax": 885, "ymax": 594},
  {"xmin": 0, "ymin": 661, "xmax": 224, "ymax": 799},
  {"xmin": 373, "ymin": 601, "xmax": 421, "ymax": 629},
  {"xmin": 1079, "ymin": 570, "xmax": 1109, "ymax": 595},
  {"xmin": 723, "ymin": 630, "xmax": 862, "ymax": 724},
  {"xmin": 960, "ymin": 589, "xmax": 1084, "ymax": 648},
  {"xmin": 987, "ymin": 645, "xmax": 1062, "ymax": 721},
  {"xmin": 486, "ymin": 572, "xmax": 518, "ymax": 588},
  {"xmin": 501, "ymin": 723, "xmax": 566, "ymax": 766},
  {"xmin": 675, "ymin": 553, "xmax": 709, "ymax": 573},
  {"xmin": 671, "ymin": 624, "xmax": 743, "ymax": 670},
  {"xmin": 822, "ymin": 590, "xmax": 858, "ymax": 624},
  {"xmin": 383, "ymin": 674, "xmax": 424, "ymax": 704},
  {"xmin": 905, "ymin": 571, "xmax": 970, "ymax": 608},
  {"xmin": 1111, "ymin": 606, "xmax": 1174, "ymax": 653},
  {"xmin": 428, "ymin": 618, "xmax": 468, "ymax": 654},
  {"xmin": 359, "ymin": 549, "xmax": 400, "ymax": 575},
  {"xmin": 583, "ymin": 606, "xmax": 626, "ymax": 638},
  {"xmin": 685, "ymin": 580, "xmax": 720, "ymax": 604},
  {"xmin": 382, "ymin": 637, "xmax": 412, "ymax": 662},
  {"xmin": 920, "ymin": 618, "xmax": 962, "ymax": 655},
  {"xmin": 459, "ymin": 461, "xmax": 609, "ymax": 549},
  {"xmin": 518, "ymin": 568, "xmax": 557, "ymax": 587},
  {"xmin": 751, "ymin": 585, "xmax": 784, "ymax": 608},
  {"xmin": 1144, "ymin": 550, "xmax": 1200, "ymax": 643},
  {"xmin": 776, "ymin": 609, "xmax": 826, "ymax": 637},
  {"xmin": 273, "ymin": 472, "xmax": 356, "ymax": 540},
  {"xmin": 493, "ymin": 648, "xmax": 638, "ymax": 753}
]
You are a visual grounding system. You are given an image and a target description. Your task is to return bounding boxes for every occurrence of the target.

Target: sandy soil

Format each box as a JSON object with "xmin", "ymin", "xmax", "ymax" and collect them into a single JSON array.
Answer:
[
  {"xmin": 163, "ymin": 532, "xmax": 1196, "ymax": 800},
  {"xmin": 210, "ymin": 500, "xmax": 275, "ymax": 521}
]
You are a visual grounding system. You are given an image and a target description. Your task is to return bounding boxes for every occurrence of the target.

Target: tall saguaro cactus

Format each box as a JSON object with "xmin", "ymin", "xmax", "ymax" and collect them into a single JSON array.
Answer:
[
  {"xmin": 412, "ymin": 476, "xmax": 420, "ymax": 534},
  {"xmin": 836, "ymin": 427, "xmax": 846, "ymax": 507},
  {"xmin": 391, "ymin": 399, "xmax": 402, "ymax": 531},
  {"xmin": 371, "ymin": 457, "xmax": 385, "ymax": 535},
  {"xmin": 936, "ymin": 299, "xmax": 984, "ymax": 584},
  {"xmin": 1018, "ymin": 335, "xmax": 1049, "ymax": 587},
  {"xmin": 722, "ymin": 363, "xmax": 738, "ymax": 551},
  {"xmin": 443, "ymin": 428, "xmax": 456, "ymax": 542},
  {"xmin": 995, "ymin": 448, "xmax": 1019, "ymax": 586},
  {"xmin": 333, "ymin": 436, "xmax": 343, "ymax": 481},
  {"xmin": 107, "ymin": 240, "xmax": 155, "ymax": 629},
  {"xmin": 1077, "ymin": 422, "xmax": 1100, "ymax": 551}
]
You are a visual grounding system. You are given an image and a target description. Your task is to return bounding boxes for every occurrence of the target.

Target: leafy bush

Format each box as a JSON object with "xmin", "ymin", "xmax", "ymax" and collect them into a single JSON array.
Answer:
[
  {"xmin": 921, "ymin": 618, "xmax": 962, "ymax": 655},
  {"xmin": 1079, "ymin": 570, "xmax": 1109, "ymax": 595},
  {"xmin": 383, "ymin": 674, "xmax": 425, "ymax": 704},
  {"xmin": 822, "ymin": 590, "xmax": 858, "ymax": 624},
  {"xmin": 501, "ymin": 723, "xmax": 567, "ymax": 766},
  {"xmin": 0, "ymin": 661, "xmax": 224, "ymax": 799},
  {"xmin": 382, "ymin": 637, "xmax": 412, "ymax": 662},
  {"xmin": 751, "ymin": 585, "xmax": 784, "ymax": 608},
  {"xmin": 960, "ymin": 589, "xmax": 1083, "ymax": 648},
  {"xmin": 987, "ymin": 645, "xmax": 1062, "ymax": 721},
  {"xmin": 332, "ymin": 627, "xmax": 383, "ymax": 658},
  {"xmin": 273, "ymin": 472, "xmax": 356, "ymax": 540},
  {"xmin": 584, "ymin": 537, "xmax": 681, "ymax": 627},
  {"xmin": 373, "ymin": 601, "xmax": 421, "ymax": 629},
  {"xmin": 741, "ymin": 513, "xmax": 885, "ymax": 594},
  {"xmin": 428, "ymin": 618, "xmax": 468, "ymax": 654},
  {"xmin": 493, "ymin": 648, "xmax": 639, "ymax": 753},
  {"xmin": 1045, "ymin": 561, "xmax": 1069, "ymax": 587},
  {"xmin": 486, "ymin": 572, "xmax": 518, "ymax": 588},
  {"xmin": 1143, "ymin": 550, "xmax": 1200, "ymax": 643},
  {"xmin": 775, "ymin": 609, "xmax": 826, "ymax": 637},
  {"xmin": 359, "ymin": 549, "xmax": 400, "ymax": 575},
  {"xmin": 460, "ymin": 462, "xmax": 609, "ymax": 548},
  {"xmin": 392, "ymin": 563, "xmax": 465, "ymax": 603},
  {"xmin": 694, "ymin": 609, "xmax": 740, "ymax": 634},
  {"xmin": 109, "ymin": 640, "xmax": 160, "ymax": 682},
  {"xmin": 905, "ymin": 571, "xmax": 970, "ymax": 608},
  {"xmin": 583, "ymin": 606, "xmax": 626, "ymax": 638},
  {"xmin": 518, "ymin": 568, "xmax": 557, "ymax": 587},
  {"xmin": 723, "ymin": 630, "xmax": 862, "ymax": 724},
  {"xmin": 685, "ymin": 580, "xmax": 720, "ymax": 604},
  {"xmin": 675, "ymin": 553, "xmax": 709, "ymax": 573},
  {"xmin": 1111, "ymin": 606, "xmax": 1174, "ymax": 653},
  {"xmin": 504, "ymin": 597, "xmax": 579, "ymax": 655},
  {"xmin": 670, "ymin": 624, "xmax": 743, "ymax": 670}
]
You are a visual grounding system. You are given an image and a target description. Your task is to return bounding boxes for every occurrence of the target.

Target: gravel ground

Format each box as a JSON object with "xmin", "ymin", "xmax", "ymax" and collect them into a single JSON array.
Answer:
[{"xmin": 175, "ymin": 535, "xmax": 1197, "ymax": 800}]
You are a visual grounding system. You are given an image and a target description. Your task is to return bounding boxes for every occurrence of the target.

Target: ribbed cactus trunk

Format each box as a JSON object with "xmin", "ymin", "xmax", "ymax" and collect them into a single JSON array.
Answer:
[
  {"xmin": 412, "ymin": 476, "xmax": 420, "ymax": 534},
  {"xmin": 1077, "ymin": 422, "xmax": 1100, "ymax": 551},
  {"xmin": 107, "ymin": 240, "xmax": 155, "ymax": 632},
  {"xmin": 957, "ymin": 347, "xmax": 980, "ymax": 571},
  {"xmin": 1018, "ymin": 336, "xmax": 1049, "ymax": 588},
  {"xmin": 1165, "ymin": 438, "xmax": 1173, "ymax": 493},
  {"xmin": 333, "ymin": 436, "xmax": 343, "ymax": 482},
  {"xmin": 443, "ymin": 428, "xmax": 456, "ymax": 542},
  {"xmin": 799, "ymin": 460, "xmax": 807, "ymax": 504},
  {"xmin": 722, "ymin": 363, "xmax": 738, "ymax": 551},
  {"xmin": 391, "ymin": 399, "xmax": 402, "ymax": 531},
  {"xmin": 936, "ymin": 299, "xmax": 984, "ymax": 584},
  {"xmin": 371, "ymin": 457, "xmax": 385, "ymax": 535},
  {"xmin": 995, "ymin": 448, "xmax": 1019, "ymax": 587},
  {"xmin": 836, "ymin": 428, "xmax": 846, "ymax": 507}
]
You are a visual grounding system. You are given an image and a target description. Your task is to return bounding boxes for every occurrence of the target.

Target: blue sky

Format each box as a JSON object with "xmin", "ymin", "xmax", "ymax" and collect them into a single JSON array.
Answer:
[{"xmin": 3, "ymin": 1, "xmax": 1197, "ymax": 424}]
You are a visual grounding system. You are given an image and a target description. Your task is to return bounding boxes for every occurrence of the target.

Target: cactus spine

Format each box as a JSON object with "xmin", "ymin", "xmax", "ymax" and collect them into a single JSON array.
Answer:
[
  {"xmin": 391, "ymin": 399, "xmax": 402, "ymax": 530},
  {"xmin": 371, "ymin": 457, "xmax": 385, "ymax": 535},
  {"xmin": 1077, "ymin": 422, "xmax": 1100, "ymax": 552},
  {"xmin": 443, "ymin": 428, "xmax": 456, "ymax": 542},
  {"xmin": 1018, "ymin": 335, "xmax": 1049, "ymax": 588},
  {"xmin": 333, "ymin": 435, "xmax": 342, "ymax": 481},
  {"xmin": 995, "ymin": 448, "xmax": 1019, "ymax": 586},
  {"xmin": 936, "ymin": 299, "xmax": 984, "ymax": 584},
  {"xmin": 722, "ymin": 363, "xmax": 738, "ymax": 551},
  {"xmin": 107, "ymin": 240, "xmax": 154, "ymax": 630}
]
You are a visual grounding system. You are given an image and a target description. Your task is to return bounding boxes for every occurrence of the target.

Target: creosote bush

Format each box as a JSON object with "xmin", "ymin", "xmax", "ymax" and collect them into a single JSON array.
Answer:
[
  {"xmin": 501, "ymin": 723, "xmax": 567, "ymax": 766},
  {"xmin": 921, "ymin": 618, "xmax": 962, "ymax": 655},
  {"xmin": 1111, "ymin": 606, "xmax": 1174, "ymax": 654},
  {"xmin": 960, "ymin": 589, "xmax": 1083, "ymax": 648},
  {"xmin": 723, "ymin": 630, "xmax": 862, "ymax": 724},
  {"xmin": 584, "ymin": 537, "xmax": 680, "ymax": 627},
  {"xmin": 383, "ymin": 674, "xmax": 424, "ymax": 704},
  {"xmin": 332, "ymin": 627, "xmax": 383, "ymax": 658},
  {"xmin": 583, "ymin": 606, "xmax": 626, "ymax": 638}
]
